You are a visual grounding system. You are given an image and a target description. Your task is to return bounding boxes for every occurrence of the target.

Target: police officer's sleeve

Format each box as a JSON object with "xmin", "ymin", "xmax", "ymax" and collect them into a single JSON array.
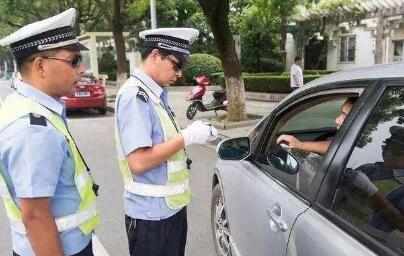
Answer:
[
  {"xmin": 6, "ymin": 123, "xmax": 66, "ymax": 198},
  {"xmin": 116, "ymin": 88, "xmax": 153, "ymax": 156}
]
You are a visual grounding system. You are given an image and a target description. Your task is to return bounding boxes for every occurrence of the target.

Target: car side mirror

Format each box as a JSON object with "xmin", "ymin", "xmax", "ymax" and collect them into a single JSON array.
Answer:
[
  {"xmin": 266, "ymin": 144, "xmax": 299, "ymax": 174},
  {"xmin": 217, "ymin": 137, "xmax": 251, "ymax": 160}
]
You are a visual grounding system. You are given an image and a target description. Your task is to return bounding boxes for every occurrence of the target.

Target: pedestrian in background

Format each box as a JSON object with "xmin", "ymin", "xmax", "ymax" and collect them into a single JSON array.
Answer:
[
  {"xmin": 290, "ymin": 56, "xmax": 304, "ymax": 91},
  {"xmin": 115, "ymin": 27, "xmax": 218, "ymax": 256},
  {"xmin": 0, "ymin": 8, "xmax": 99, "ymax": 256}
]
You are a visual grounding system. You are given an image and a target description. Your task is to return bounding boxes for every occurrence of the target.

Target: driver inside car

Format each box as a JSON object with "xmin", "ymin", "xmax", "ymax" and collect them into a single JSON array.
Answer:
[{"xmin": 276, "ymin": 97, "xmax": 358, "ymax": 155}]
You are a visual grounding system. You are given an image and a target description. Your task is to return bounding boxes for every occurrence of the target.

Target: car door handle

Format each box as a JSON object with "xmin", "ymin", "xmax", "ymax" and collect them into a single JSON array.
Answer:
[{"xmin": 266, "ymin": 203, "xmax": 288, "ymax": 233}]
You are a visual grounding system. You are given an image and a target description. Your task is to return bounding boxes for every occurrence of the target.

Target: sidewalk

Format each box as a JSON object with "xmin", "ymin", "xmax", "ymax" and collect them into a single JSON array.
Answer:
[{"xmin": 105, "ymin": 84, "xmax": 280, "ymax": 139}]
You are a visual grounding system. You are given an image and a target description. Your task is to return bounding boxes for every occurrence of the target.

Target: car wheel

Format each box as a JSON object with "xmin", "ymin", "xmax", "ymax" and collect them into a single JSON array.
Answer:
[
  {"xmin": 98, "ymin": 108, "xmax": 107, "ymax": 115},
  {"xmin": 186, "ymin": 102, "xmax": 198, "ymax": 120},
  {"xmin": 211, "ymin": 183, "xmax": 232, "ymax": 256}
]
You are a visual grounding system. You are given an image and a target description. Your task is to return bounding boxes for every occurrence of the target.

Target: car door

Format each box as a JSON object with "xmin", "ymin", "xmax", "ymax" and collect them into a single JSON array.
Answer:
[
  {"xmin": 221, "ymin": 88, "xmax": 363, "ymax": 256},
  {"xmin": 288, "ymin": 80, "xmax": 404, "ymax": 256},
  {"xmin": 219, "ymin": 159, "xmax": 309, "ymax": 256}
]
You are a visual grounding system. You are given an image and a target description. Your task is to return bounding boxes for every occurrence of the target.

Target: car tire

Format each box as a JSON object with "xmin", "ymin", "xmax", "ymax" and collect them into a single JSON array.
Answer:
[
  {"xmin": 211, "ymin": 183, "xmax": 232, "ymax": 256},
  {"xmin": 98, "ymin": 108, "xmax": 107, "ymax": 115}
]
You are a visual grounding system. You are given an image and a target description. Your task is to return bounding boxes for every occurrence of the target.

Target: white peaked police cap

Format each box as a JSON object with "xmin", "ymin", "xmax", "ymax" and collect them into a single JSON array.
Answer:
[{"xmin": 139, "ymin": 28, "xmax": 199, "ymax": 56}]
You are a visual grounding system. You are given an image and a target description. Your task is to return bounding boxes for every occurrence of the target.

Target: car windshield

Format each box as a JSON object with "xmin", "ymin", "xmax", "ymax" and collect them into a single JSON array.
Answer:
[{"xmin": 79, "ymin": 75, "xmax": 97, "ymax": 84}]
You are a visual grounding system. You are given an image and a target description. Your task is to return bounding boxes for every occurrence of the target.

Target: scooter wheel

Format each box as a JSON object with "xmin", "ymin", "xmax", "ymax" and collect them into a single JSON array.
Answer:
[{"xmin": 186, "ymin": 102, "xmax": 198, "ymax": 120}]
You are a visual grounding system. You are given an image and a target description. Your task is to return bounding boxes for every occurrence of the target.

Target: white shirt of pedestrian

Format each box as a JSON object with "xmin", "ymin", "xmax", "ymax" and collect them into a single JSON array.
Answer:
[{"xmin": 290, "ymin": 63, "xmax": 303, "ymax": 88}]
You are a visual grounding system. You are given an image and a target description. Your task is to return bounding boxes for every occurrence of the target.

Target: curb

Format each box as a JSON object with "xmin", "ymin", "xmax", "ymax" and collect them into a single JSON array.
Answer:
[
  {"xmin": 209, "ymin": 118, "xmax": 259, "ymax": 130},
  {"xmin": 245, "ymin": 91, "xmax": 288, "ymax": 102}
]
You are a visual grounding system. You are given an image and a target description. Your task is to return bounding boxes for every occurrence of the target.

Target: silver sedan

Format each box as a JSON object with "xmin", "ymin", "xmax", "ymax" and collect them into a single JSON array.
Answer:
[{"xmin": 211, "ymin": 62, "xmax": 404, "ymax": 256}]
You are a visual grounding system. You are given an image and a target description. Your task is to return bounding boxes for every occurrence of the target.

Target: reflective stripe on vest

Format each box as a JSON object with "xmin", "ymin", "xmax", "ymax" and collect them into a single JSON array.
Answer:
[
  {"xmin": 115, "ymin": 77, "xmax": 191, "ymax": 209},
  {"xmin": 0, "ymin": 94, "xmax": 99, "ymax": 235},
  {"xmin": 374, "ymin": 179, "xmax": 401, "ymax": 198}
]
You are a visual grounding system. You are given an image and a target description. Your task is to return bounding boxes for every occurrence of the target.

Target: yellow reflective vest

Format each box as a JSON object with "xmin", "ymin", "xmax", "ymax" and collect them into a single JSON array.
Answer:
[
  {"xmin": 115, "ymin": 77, "xmax": 191, "ymax": 210},
  {"xmin": 0, "ymin": 93, "xmax": 99, "ymax": 235}
]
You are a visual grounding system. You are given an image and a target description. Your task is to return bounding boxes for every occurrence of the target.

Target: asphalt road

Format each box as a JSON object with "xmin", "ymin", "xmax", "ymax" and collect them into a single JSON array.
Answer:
[{"xmin": 0, "ymin": 81, "xmax": 217, "ymax": 256}]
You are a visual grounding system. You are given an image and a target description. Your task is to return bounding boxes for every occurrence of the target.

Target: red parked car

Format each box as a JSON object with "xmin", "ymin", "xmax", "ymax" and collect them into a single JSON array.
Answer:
[{"xmin": 63, "ymin": 73, "xmax": 107, "ymax": 115}]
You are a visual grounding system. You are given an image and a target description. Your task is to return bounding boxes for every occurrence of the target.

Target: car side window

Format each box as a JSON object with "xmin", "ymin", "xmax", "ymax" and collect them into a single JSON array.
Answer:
[
  {"xmin": 330, "ymin": 87, "xmax": 404, "ymax": 255},
  {"xmin": 257, "ymin": 96, "xmax": 350, "ymax": 196}
]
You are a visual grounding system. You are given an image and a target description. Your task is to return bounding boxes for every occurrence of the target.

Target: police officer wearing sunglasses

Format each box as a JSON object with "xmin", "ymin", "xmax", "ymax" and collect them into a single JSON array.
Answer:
[
  {"xmin": 115, "ymin": 28, "xmax": 218, "ymax": 256},
  {"xmin": 0, "ymin": 8, "xmax": 99, "ymax": 256}
]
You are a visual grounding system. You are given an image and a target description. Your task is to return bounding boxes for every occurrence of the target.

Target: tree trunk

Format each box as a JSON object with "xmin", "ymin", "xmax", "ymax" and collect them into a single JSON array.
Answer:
[
  {"xmin": 199, "ymin": 0, "xmax": 246, "ymax": 122},
  {"xmin": 112, "ymin": 0, "xmax": 127, "ymax": 86},
  {"xmin": 374, "ymin": 12, "xmax": 384, "ymax": 65},
  {"xmin": 279, "ymin": 21, "xmax": 288, "ymax": 63}
]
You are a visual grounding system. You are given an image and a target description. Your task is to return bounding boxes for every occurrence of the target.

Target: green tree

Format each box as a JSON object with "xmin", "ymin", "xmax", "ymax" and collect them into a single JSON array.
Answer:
[
  {"xmin": 0, "ymin": 0, "xmax": 102, "ymax": 34},
  {"xmin": 357, "ymin": 89, "xmax": 404, "ymax": 148},
  {"xmin": 94, "ymin": 0, "xmax": 149, "ymax": 86},
  {"xmin": 198, "ymin": 0, "xmax": 247, "ymax": 122},
  {"xmin": 232, "ymin": 5, "xmax": 282, "ymax": 72},
  {"xmin": 253, "ymin": 0, "xmax": 300, "ymax": 61},
  {"xmin": 128, "ymin": 0, "xmax": 217, "ymax": 56},
  {"xmin": 0, "ymin": 0, "xmax": 103, "ymax": 73},
  {"xmin": 99, "ymin": 48, "xmax": 117, "ymax": 80}
]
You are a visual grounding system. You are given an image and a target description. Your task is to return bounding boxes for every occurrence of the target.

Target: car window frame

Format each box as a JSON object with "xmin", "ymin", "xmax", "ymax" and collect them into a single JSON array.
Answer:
[
  {"xmin": 313, "ymin": 78, "xmax": 404, "ymax": 256},
  {"xmin": 250, "ymin": 83, "xmax": 366, "ymax": 202}
]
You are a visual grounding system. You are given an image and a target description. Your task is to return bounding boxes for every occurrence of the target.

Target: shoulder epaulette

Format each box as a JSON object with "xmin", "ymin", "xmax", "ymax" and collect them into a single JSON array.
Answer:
[
  {"xmin": 29, "ymin": 113, "xmax": 47, "ymax": 126},
  {"xmin": 136, "ymin": 87, "xmax": 149, "ymax": 102}
]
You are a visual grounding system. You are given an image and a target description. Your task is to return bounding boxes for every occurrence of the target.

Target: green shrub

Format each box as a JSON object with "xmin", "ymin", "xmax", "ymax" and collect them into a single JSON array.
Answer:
[
  {"xmin": 279, "ymin": 70, "xmax": 336, "ymax": 76},
  {"xmin": 183, "ymin": 53, "xmax": 223, "ymax": 83},
  {"xmin": 99, "ymin": 50, "xmax": 117, "ymax": 81},
  {"xmin": 260, "ymin": 58, "xmax": 285, "ymax": 72},
  {"xmin": 244, "ymin": 74, "xmax": 323, "ymax": 93},
  {"xmin": 209, "ymin": 73, "xmax": 323, "ymax": 93},
  {"xmin": 304, "ymin": 70, "xmax": 336, "ymax": 75},
  {"xmin": 243, "ymin": 72, "xmax": 284, "ymax": 76},
  {"xmin": 243, "ymin": 76, "xmax": 289, "ymax": 93}
]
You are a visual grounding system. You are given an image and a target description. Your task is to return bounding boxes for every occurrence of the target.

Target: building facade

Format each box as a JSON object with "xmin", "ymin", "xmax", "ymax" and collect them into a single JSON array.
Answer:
[{"xmin": 287, "ymin": 0, "xmax": 404, "ymax": 71}]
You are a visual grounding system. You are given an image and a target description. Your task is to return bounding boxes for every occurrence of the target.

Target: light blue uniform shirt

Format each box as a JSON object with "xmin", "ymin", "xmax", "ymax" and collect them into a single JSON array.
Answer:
[
  {"xmin": 0, "ymin": 80, "xmax": 91, "ymax": 256},
  {"xmin": 116, "ymin": 68, "xmax": 181, "ymax": 220}
]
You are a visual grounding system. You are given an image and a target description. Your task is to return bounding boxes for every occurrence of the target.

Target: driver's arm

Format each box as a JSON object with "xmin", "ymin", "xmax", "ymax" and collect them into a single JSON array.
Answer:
[
  {"xmin": 298, "ymin": 140, "xmax": 331, "ymax": 155},
  {"xmin": 277, "ymin": 134, "xmax": 331, "ymax": 156}
]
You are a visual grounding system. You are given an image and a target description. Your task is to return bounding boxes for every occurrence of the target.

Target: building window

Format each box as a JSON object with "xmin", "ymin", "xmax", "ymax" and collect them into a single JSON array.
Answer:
[
  {"xmin": 393, "ymin": 40, "xmax": 404, "ymax": 62},
  {"xmin": 339, "ymin": 36, "xmax": 356, "ymax": 63}
]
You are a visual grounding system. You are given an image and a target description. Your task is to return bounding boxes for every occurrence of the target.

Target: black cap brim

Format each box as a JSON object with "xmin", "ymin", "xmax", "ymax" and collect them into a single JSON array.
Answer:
[
  {"xmin": 60, "ymin": 42, "xmax": 88, "ymax": 51},
  {"xmin": 173, "ymin": 53, "xmax": 191, "ymax": 64},
  {"xmin": 182, "ymin": 54, "xmax": 192, "ymax": 64}
]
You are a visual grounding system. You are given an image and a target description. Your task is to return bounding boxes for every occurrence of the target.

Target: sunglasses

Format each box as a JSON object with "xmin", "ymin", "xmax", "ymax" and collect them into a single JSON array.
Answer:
[
  {"xmin": 162, "ymin": 54, "xmax": 183, "ymax": 72},
  {"xmin": 42, "ymin": 54, "xmax": 82, "ymax": 68}
]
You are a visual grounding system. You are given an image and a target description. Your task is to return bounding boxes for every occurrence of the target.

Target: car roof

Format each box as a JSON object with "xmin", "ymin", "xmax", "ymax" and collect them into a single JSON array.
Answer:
[
  {"xmin": 306, "ymin": 62, "xmax": 404, "ymax": 88},
  {"xmin": 286, "ymin": 62, "xmax": 404, "ymax": 98}
]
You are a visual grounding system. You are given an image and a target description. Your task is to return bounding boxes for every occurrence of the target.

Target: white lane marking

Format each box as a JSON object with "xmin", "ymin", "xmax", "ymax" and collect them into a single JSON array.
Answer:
[{"xmin": 92, "ymin": 234, "xmax": 110, "ymax": 256}]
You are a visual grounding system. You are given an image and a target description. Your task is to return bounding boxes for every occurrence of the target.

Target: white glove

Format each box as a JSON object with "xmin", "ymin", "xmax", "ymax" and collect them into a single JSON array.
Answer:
[
  {"xmin": 181, "ymin": 121, "xmax": 218, "ymax": 146},
  {"xmin": 347, "ymin": 170, "xmax": 378, "ymax": 196},
  {"xmin": 206, "ymin": 123, "xmax": 218, "ymax": 142}
]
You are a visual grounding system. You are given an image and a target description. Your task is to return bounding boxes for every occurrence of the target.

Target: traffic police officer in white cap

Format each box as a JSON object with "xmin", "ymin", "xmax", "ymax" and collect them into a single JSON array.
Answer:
[
  {"xmin": 115, "ymin": 28, "xmax": 218, "ymax": 256},
  {"xmin": 0, "ymin": 8, "xmax": 99, "ymax": 256}
]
